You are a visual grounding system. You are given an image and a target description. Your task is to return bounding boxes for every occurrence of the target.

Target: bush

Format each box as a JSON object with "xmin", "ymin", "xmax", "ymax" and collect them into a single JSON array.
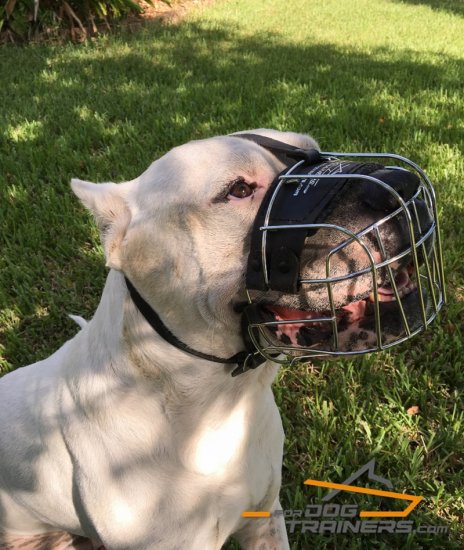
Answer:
[{"xmin": 0, "ymin": 0, "xmax": 168, "ymax": 41}]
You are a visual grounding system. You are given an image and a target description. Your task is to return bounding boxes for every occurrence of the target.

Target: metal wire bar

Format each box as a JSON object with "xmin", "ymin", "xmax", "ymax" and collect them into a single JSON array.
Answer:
[
  {"xmin": 246, "ymin": 150, "xmax": 445, "ymax": 363},
  {"xmin": 374, "ymin": 225, "xmax": 411, "ymax": 338}
]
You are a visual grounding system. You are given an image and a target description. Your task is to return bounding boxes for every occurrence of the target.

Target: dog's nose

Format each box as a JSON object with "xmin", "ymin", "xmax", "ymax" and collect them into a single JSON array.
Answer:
[{"xmin": 360, "ymin": 168, "xmax": 419, "ymax": 212}]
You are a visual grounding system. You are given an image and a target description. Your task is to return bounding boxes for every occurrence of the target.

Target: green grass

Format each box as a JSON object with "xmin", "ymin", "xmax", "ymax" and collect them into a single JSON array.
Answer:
[{"xmin": 0, "ymin": 0, "xmax": 463, "ymax": 547}]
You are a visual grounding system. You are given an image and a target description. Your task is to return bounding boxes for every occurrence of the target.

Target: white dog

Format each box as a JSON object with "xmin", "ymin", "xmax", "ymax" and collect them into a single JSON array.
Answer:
[
  {"xmin": 0, "ymin": 128, "xmax": 428, "ymax": 549},
  {"xmin": 0, "ymin": 129, "xmax": 324, "ymax": 549}
]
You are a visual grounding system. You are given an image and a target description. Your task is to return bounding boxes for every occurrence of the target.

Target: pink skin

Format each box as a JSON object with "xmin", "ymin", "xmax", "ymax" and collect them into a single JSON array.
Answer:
[
  {"xmin": 265, "ymin": 267, "xmax": 416, "ymax": 349},
  {"xmin": 225, "ymin": 174, "xmax": 269, "ymax": 205}
]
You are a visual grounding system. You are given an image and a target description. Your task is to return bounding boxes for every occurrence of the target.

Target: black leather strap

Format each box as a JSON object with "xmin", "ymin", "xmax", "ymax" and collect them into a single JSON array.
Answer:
[
  {"xmin": 245, "ymin": 159, "xmax": 384, "ymax": 293},
  {"xmin": 123, "ymin": 134, "xmax": 315, "ymax": 375},
  {"xmin": 233, "ymin": 133, "xmax": 321, "ymax": 165},
  {"xmin": 125, "ymin": 277, "xmax": 265, "ymax": 375}
]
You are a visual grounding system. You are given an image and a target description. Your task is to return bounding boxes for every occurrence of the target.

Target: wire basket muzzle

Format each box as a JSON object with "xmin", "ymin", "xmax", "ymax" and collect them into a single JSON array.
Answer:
[{"xmin": 243, "ymin": 152, "xmax": 445, "ymax": 363}]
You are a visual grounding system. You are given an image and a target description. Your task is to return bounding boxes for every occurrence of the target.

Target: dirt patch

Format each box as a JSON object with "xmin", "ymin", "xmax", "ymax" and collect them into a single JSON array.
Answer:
[
  {"xmin": 0, "ymin": 0, "xmax": 214, "ymax": 44},
  {"xmin": 130, "ymin": 0, "xmax": 214, "ymax": 24},
  {"xmin": 120, "ymin": 0, "xmax": 216, "ymax": 34}
]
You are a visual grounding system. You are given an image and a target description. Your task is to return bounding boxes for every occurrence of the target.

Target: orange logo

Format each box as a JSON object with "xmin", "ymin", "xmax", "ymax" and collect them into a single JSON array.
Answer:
[
  {"xmin": 242, "ymin": 459, "xmax": 423, "ymax": 519},
  {"xmin": 303, "ymin": 479, "xmax": 423, "ymax": 518}
]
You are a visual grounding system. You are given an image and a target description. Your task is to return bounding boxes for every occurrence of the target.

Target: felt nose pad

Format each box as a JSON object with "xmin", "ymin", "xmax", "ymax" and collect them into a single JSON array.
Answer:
[
  {"xmin": 411, "ymin": 198, "xmax": 433, "ymax": 236},
  {"xmin": 360, "ymin": 168, "xmax": 420, "ymax": 212},
  {"xmin": 392, "ymin": 197, "xmax": 433, "ymax": 246},
  {"xmin": 407, "ymin": 198, "xmax": 435, "ymax": 262}
]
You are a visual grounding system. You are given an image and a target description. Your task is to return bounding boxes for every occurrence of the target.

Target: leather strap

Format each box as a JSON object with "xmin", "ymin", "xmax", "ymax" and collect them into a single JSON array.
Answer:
[
  {"xmin": 125, "ymin": 277, "xmax": 264, "ymax": 375},
  {"xmin": 233, "ymin": 133, "xmax": 321, "ymax": 165}
]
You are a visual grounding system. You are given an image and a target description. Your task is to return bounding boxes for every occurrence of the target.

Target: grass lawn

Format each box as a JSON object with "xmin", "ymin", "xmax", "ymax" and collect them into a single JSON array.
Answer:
[{"xmin": 0, "ymin": 0, "xmax": 463, "ymax": 547}]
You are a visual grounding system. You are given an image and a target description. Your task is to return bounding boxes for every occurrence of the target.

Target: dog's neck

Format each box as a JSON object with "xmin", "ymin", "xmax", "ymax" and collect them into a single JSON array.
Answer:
[
  {"xmin": 66, "ymin": 270, "xmax": 280, "ymax": 481},
  {"xmin": 84, "ymin": 270, "xmax": 277, "ymax": 393}
]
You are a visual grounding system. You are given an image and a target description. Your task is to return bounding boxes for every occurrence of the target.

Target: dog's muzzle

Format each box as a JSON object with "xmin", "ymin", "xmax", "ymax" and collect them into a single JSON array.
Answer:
[{"xmin": 234, "ymin": 134, "xmax": 445, "ymax": 373}]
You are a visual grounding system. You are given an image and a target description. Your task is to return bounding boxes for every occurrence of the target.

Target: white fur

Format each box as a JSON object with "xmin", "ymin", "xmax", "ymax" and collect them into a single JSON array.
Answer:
[
  {"xmin": 0, "ymin": 129, "xmax": 318, "ymax": 549},
  {"xmin": 68, "ymin": 314, "xmax": 88, "ymax": 329}
]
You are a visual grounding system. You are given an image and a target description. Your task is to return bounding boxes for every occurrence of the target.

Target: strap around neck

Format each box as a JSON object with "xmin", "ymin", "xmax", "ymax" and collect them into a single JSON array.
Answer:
[{"xmin": 124, "ymin": 276, "xmax": 264, "ymax": 376}]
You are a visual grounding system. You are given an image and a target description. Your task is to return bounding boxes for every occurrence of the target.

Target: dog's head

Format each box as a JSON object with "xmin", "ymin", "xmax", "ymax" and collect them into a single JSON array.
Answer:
[{"xmin": 72, "ymin": 129, "xmax": 440, "ymax": 363}]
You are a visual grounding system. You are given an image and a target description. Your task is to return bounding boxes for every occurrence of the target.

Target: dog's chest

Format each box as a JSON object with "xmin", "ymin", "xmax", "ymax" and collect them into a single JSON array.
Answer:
[
  {"xmin": 174, "ymin": 387, "xmax": 284, "ymax": 507},
  {"xmin": 182, "ymin": 403, "xmax": 250, "ymax": 476},
  {"xmin": 131, "ymin": 389, "xmax": 280, "ymax": 545}
]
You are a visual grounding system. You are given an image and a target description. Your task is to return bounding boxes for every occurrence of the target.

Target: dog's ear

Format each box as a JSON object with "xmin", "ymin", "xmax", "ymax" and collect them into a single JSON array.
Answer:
[{"xmin": 71, "ymin": 179, "xmax": 131, "ymax": 271}]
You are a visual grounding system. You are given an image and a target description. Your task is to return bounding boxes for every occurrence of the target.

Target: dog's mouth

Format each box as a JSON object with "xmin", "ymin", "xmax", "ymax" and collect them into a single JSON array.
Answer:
[{"xmin": 257, "ymin": 265, "xmax": 420, "ymax": 353}]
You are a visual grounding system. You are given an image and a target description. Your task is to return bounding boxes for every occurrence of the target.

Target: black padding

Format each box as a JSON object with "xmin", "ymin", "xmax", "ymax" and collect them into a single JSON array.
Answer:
[
  {"xmin": 245, "ymin": 159, "xmax": 385, "ymax": 293},
  {"xmin": 269, "ymin": 246, "xmax": 300, "ymax": 293},
  {"xmin": 360, "ymin": 168, "xmax": 420, "ymax": 211}
]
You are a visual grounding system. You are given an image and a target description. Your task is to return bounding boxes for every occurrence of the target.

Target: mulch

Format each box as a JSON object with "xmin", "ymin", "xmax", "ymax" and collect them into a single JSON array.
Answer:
[{"xmin": 0, "ymin": 0, "xmax": 213, "ymax": 44}]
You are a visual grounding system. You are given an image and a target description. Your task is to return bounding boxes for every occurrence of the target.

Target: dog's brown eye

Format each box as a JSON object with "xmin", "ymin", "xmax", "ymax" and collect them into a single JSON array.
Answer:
[{"xmin": 229, "ymin": 179, "xmax": 255, "ymax": 199}]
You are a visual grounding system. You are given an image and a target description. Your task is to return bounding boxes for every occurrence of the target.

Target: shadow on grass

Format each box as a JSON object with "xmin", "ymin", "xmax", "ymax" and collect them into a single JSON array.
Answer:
[
  {"xmin": 0, "ymin": 17, "xmax": 463, "ymax": 547},
  {"xmin": 1, "ymin": 18, "xmax": 462, "ymax": 367},
  {"xmin": 390, "ymin": 0, "xmax": 464, "ymax": 17}
]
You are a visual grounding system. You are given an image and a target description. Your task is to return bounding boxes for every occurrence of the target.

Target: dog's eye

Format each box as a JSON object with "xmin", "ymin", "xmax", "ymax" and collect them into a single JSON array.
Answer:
[{"xmin": 228, "ymin": 178, "xmax": 255, "ymax": 199}]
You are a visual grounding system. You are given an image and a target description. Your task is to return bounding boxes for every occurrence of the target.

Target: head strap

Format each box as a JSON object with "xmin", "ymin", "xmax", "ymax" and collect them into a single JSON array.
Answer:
[{"xmin": 233, "ymin": 133, "xmax": 321, "ymax": 165}]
